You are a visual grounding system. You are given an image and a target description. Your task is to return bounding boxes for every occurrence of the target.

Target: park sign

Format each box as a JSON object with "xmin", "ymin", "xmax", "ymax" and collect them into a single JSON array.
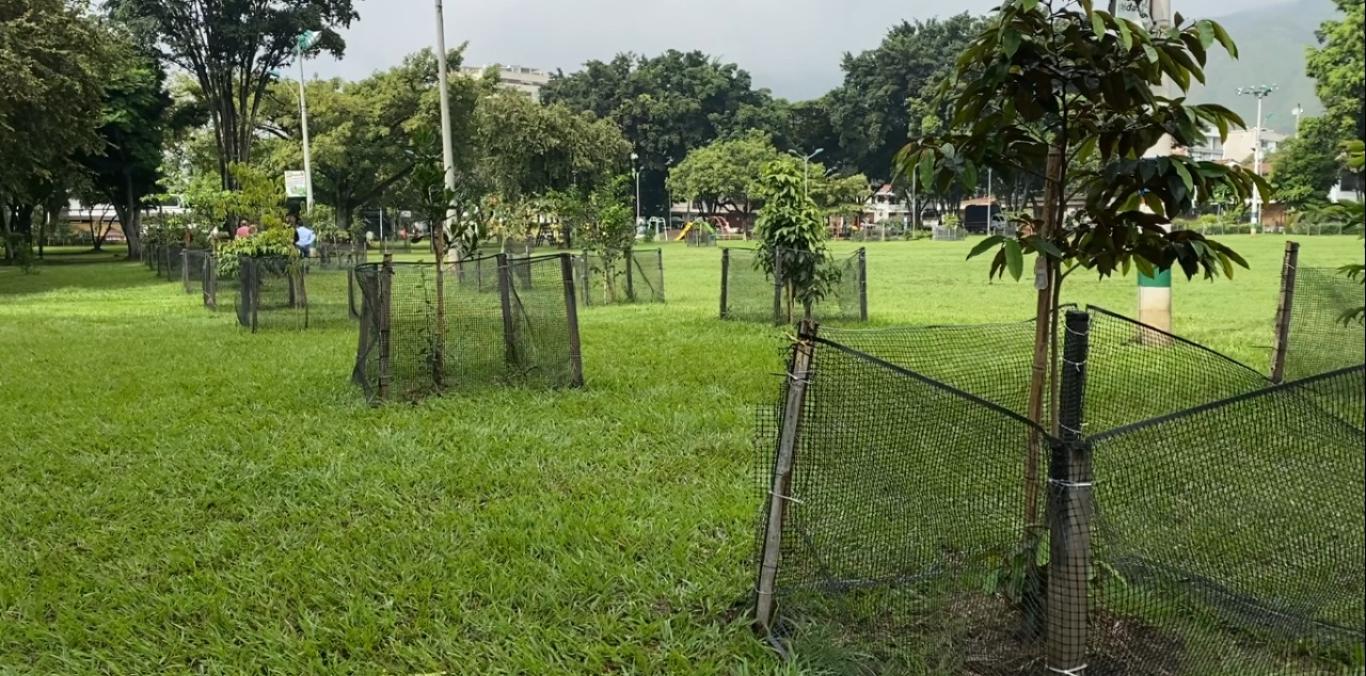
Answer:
[{"xmin": 284, "ymin": 171, "xmax": 308, "ymax": 199}]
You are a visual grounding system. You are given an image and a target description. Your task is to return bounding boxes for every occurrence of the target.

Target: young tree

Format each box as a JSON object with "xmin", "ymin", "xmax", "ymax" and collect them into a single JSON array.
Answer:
[
  {"xmin": 561, "ymin": 176, "xmax": 635, "ymax": 303},
  {"xmin": 899, "ymin": 0, "xmax": 1266, "ymax": 579},
  {"xmin": 109, "ymin": 0, "xmax": 358, "ymax": 187},
  {"xmin": 753, "ymin": 160, "xmax": 830, "ymax": 322}
]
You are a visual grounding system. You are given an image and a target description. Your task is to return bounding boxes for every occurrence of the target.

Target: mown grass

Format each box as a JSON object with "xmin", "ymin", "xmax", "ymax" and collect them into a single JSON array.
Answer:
[{"xmin": 0, "ymin": 235, "xmax": 1360, "ymax": 674}]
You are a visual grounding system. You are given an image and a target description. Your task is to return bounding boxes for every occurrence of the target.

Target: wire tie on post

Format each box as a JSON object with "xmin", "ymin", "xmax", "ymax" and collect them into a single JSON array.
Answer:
[
  {"xmin": 1064, "ymin": 325, "xmax": 1090, "ymax": 337},
  {"xmin": 769, "ymin": 491, "xmax": 804, "ymax": 505},
  {"xmin": 1048, "ymin": 479, "xmax": 1094, "ymax": 489},
  {"xmin": 1046, "ymin": 665, "xmax": 1088, "ymax": 676}
]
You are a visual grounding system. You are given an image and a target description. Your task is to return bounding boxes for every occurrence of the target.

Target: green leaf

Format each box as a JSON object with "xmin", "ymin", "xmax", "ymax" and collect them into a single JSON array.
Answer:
[
  {"xmin": 1197, "ymin": 21, "xmax": 1216, "ymax": 49},
  {"xmin": 1032, "ymin": 237, "xmax": 1063, "ymax": 259},
  {"xmin": 1142, "ymin": 43, "xmax": 1160, "ymax": 63},
  {"xmin": 1020, "ymin": 0, "xmax": 1039, "ymax": 10},
  {"xmin": 1210, "ymin": 21, "xmax": 1238, "ymax": 58},
  {"xmin": 1003, "ymin": 28, "xmax": 1022, "ymax": 58},
  {"xmin": 967, "ymin": 235, "xmax": 1005, "ymax": 260},
  {"xmin": 1173, "ymin": 161, "xmax": 1194, "ymax": 194},
  {"xmin": 1134, "ymin": 256, "xmax": 1156, "ymax": 278},
  {"xmin": 1091, "ymin": 11, "xmax": 1107, "ymax": 39},
  {"xmin": 1117, "ymin": 19, "xmax": 1133, "ymax": 50},
  {"xmin": 918, "ymin": 151, "xmax": 935, "ymax": 192},
  {"xmin": 1004, "ymin": 239, "xmax": 1024, "ymax": 281}
]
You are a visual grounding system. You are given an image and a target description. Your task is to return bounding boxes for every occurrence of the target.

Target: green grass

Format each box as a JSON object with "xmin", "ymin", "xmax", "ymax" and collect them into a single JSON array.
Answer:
[{"xmin": 0, "ymin": 235, "xmax": 1360, "ymax": 674}]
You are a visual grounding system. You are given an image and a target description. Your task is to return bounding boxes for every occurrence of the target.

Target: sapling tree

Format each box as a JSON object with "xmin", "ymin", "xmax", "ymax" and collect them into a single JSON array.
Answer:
[
  {"xmin": 898, "ymin": 0, "xmax": 1268, "ymax": 626},
  {"xmin": 752, "ymin": 159, "xmax": 833, "ymax": 322},
  {"xmin": 560, "ymin": 176, "xmax": 634, "ymax": 303}
]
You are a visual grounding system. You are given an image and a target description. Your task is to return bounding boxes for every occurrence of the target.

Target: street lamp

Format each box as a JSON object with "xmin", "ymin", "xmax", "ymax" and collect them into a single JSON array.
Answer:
[
  {"xmin": 788, "ymin": 148, "xmax": 824, "ymax": 199},
  {"xmin": 662, "ymin": 156, "xmax": 674, "ymax": 241},
  {"xmin": 1237, "ymin": 84, "xmax": 1277, "ymax": 229},
  {"xmin": 1291, "ymin": 102, "xmax": 1304, "ymax": 136},
  {"xmin": 295, "ymin": 30, "xmax": 321, "ymax": 213}
]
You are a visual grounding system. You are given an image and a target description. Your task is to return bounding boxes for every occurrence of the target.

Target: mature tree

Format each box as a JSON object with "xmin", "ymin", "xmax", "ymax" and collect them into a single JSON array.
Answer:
[
  {"xmin": 666, "ymin": 132, "xmax": 783, "ymax": 222},
  {"xmin": 827, "ymin": 15, "xmax": 983, "ymax": 181},
  {"xmin": 543, "ymin": 50, "xmax": 779, "ymax": 216},
  {"xmin": 1270, "ymin": 116, "xmax": 1345, "ymax": 210},
  {"xmin": 0, "ymin": 0, "xmax": 107, "ymax": 262},
  {"xmin": 258, "ymin": 48, "xmax": 483, "ymax": 234},
  {"xmin": 110, "ymin": 0, "xmax": 358, "ymax": 187},
  {"xmin": 1305, "ymin": 0, "xmax": 1365, "ymax": 140},
  {"xmin": 902, "ymin": 2, "xmax": 1265, "ymax": 650},
  {"xmin": 77, "ymin": 41, "xmax": 173, "ymax": 258}
]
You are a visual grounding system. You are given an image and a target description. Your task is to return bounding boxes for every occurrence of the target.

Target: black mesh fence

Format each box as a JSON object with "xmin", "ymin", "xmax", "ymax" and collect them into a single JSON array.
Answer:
[
  {"xmin": 159, "ymin": 245, "xmax": 184, "ymax": 281},
  {"xmin": 720, "ymin": 247, "xmax": 867, "ymax": 325},
  {"xmin": 686, "ymin": 226, "xmax": 717, "ymax": 247},
  {"xmin": 754, "ymin": 307, "xmax": 1364, "ymax": 675},
  {"xmin": 183, "ymin": 249, "xmax": 210, "ymax": 294},
  {"xmin": 573, "ymin": 249, "xmax": 665, "ymax": 307},
  {"xmin": 313, "ymin": 242, "xmax": 368, "ymax": 270},
  {"xmin": 1278, "ymin": 266, "xmax": 1365, "ymax": 382},
  {"xmin": 351, "ymin": 253, "xmax": 583, "ymax": 402},
  {"xmin": 233, "ymin": 256, "xmax": 355, "ymax": 332}
]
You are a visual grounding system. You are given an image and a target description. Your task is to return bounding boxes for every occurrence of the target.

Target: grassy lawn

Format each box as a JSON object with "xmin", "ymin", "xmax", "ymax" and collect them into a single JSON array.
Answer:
[{"xmin": 0, "ymin": 235, "xmax": 1360, "ymax": 674}]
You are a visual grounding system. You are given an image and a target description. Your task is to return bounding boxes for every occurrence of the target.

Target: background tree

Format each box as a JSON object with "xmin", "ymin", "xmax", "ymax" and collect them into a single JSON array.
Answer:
[
  {"xmin": 666, "ymin": 132, "xmax": 782, "ymax": 224},
  {"xmin": 77, "ymin": 37, "xmax": 173, "ymax": 259},
  {"xmin": 826, "ymin": 15, "xmax": 983, "ymax": 181},
  {"xmin": 1305, "ymin": 0, "xmax": 1364, "ymax": 141},
  {"xmin": 1270, "ymin": 116, "xmax": 1346, "ymax": 210},
  {"xmin": 542, "ymin": 50, "xmax": 781, "ymax": 217},
  {"xmin": 901, "ymin": 0, "xmax": 1266, "ymax": 628},
  {"xmin": 0, "ymin": 0, "xmax": 107, "ymax": 263},
  {"xmin": 110, "ymin": 0, "xmax": 358, "ymax": 187}
]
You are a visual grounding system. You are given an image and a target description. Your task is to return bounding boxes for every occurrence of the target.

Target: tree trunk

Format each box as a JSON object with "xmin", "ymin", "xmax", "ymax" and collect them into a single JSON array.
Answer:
[
  {"xmin": 1023, "ymin": 143, "xmax": 1065, "ymax": 527},
  {"xmin": 122, "ymin": 169, "xmax": 142, "ymax": 260}
]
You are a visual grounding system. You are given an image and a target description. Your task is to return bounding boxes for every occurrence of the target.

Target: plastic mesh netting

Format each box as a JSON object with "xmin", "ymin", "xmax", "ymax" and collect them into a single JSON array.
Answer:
[
  {"xmin": 573, "ymin": 249, "xmax": 665, "ymax": 307},
  {"xmin": 1280, "ymin": 266, "xmax": 1365, "ymax": 382},
  {"xmin": 755, "ymin": 307, "xmax": 1364, "ymax": 674},
  {"xmin": 313, "ymin": 242, "xmax": 368, "ymax": 270},
  {"xmin": 351, "ymin": 253, "xmax": 583, "ymax": 402},
  {"xmin": 234, "ymin": 256, "xmax": 355, "ymax": 332},
  {"xmin": 183, "ymin": 250, "xmax": 209, "ymax": 294},
  {"xmin": 721, "ymin": 247, "xmax": 867, "ymax": 324}
]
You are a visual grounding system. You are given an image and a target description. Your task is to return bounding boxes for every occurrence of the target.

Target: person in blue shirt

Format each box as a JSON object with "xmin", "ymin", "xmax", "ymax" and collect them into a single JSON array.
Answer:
[{"xmin": 293, "ymin": 217, "xmax": 316, "ymax": 258}]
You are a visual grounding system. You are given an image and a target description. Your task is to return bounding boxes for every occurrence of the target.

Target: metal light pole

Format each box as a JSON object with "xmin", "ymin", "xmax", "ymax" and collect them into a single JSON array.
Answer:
[
  {"xmin": 788, "ymin": 148, "xmax": 824, "ymax": 200},
  {"xmin": 1238, "ymin": 84, "xmax": 1277, "ymax": 229},
  {"xmin": 1291, "ymin": 102, "xmax": 1304, "ymax": 136},
  {"xmin": 296, "ymin": 31, "xmax": 321, "ymax": 214},
  {"xmin": 662, "ymin": 157, "xmax": 673, "ymax": 241},
  {"xmin": 986, "ymin": 167, "xmax": 993, "ymax": 234},
  {"xmin": 433, "ymin": 0, "xmax": 459, "ymax": 249}
]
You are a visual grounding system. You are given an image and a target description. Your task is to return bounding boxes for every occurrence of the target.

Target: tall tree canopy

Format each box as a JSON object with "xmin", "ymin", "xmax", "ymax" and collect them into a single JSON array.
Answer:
[
  {"xmin": 109, "ymin": 0, "xmax": 358, "ymax": 187},
  {"xmin": 826, "ymin": 14, "xmax": 983, "ymax": 181},
  {"xmin": 0, "ymin": 0, "xmax": 108, "ymax": 261},
  {"xmin": 1305, "ymin": 0, "xmax": 1365, "ymax": 140},
  {"xmin": 257, "ymin": 48, "xmax": 482, "ymax": 233},
  {"xmin": 542, "ymin": 50, "xmax": 786, "ymax": 216}
]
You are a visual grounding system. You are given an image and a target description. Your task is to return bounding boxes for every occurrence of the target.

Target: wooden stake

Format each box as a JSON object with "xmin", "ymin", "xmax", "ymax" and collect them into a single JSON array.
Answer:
[
  {"xmin": 755, "ymin": 319, "xmax": 819, "ymax": 634},
  {"xmin": 772, "ymin": 248, "xmax": 785, "ymax": 326},
  {"xmin": 377, "ymin": 254, "xmax": 394, "ymax": 400},
  {"xmin": 1270, "ymin": 240, "xmax": 1300, "ymax": 384},
  {"xmin": 857, "ymin": 247, "xmax": 868, "ymax": 322},
  {"xmin": 625, "ymin": 249, "xmax": 636, "ymax": 302},
  {"xmin": 1046, "ymin": 310, "xmax": 1093, "ymax": 671},
  {"xmin": 559, "ymin": 253, "xmax": 585, "ymax": 387},
  {"xmin": 719, "ymin": 248, "xmax": 731, "ymax": 319},
  {"xmin": 498, "ymin": 253, "xmax": 519, "ymax": 370},
  {"xmin": 181, "ymin": 249, "xmax": 190, "ymax": 294},
  {"xmin": 657, "ymin": 249, "xmax": 665, "ymax": 303}
]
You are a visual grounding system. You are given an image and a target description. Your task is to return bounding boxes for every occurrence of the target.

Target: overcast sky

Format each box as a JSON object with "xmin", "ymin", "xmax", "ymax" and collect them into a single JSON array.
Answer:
[{"xmin": 311, "ymin": 0, "xmax": 1287, "ymax": 101}]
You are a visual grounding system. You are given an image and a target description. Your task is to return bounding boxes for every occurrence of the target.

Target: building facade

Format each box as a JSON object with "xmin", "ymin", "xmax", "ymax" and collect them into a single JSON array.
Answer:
[{"xmin": 458, "ymin": 65, "xmax": 551, "ymax": 102}]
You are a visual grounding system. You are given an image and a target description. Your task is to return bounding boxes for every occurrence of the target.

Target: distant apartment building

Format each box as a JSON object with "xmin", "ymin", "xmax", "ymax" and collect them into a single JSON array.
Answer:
[{"xmin": 458, "ymin": 65, "xmax": 551, "ymax": 102}]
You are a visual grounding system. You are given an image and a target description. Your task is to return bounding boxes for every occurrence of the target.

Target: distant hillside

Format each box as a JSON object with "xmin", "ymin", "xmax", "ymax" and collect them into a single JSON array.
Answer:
[{"xmin": 1188, "ymin": 0, "xmax": 1336, "ymax": 134}]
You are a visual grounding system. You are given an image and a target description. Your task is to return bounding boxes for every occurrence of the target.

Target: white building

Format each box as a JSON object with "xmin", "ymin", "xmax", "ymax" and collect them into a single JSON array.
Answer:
[{"xmin": 458, "ymin": 65, "xmax": 551, "ymax": 102}]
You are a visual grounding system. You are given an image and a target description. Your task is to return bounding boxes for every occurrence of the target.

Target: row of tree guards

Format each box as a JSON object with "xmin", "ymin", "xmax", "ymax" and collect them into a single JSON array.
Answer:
[{"xmin": 719, "ymin": 247, "xmax": 869, "ymax": 325}]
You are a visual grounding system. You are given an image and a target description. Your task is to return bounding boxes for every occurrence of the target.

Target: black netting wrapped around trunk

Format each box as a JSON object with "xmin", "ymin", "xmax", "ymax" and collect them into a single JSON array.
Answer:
[
  {"xmin": 351, "ymin": 253, "xmax": 583, "ymax": 402},
  {"xmin": 573, "ymin": 249, "xmax": 665, "ymax": 307},
  {"xmin": 721, "ymin": 247, "xmax": 867, "ymax": 325},
  {"xmin": 755, "ymin": 307, "xmax": 1364, "ymax": 674},
  {"xmin": 1280, "ymin": 267, "xmax": 1365, "ymax": 382}
]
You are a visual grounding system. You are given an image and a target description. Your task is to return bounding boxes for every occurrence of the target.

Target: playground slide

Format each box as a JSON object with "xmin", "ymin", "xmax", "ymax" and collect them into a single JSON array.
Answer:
[{"xmin": 674, "ymin": 222, "xmax": 693, "ymax": 242}]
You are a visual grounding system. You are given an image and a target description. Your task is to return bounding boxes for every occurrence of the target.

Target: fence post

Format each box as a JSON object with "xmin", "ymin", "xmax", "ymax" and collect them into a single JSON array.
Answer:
[
  {"xmin": 1270, "ymin": 240, "xmax": 1300, "ymax": 384},
  {"xmin": 719, "ymin": 248, "xmax": 731, "ymax": 319},
  {"xmin": 1047, "ymin": 309, "xmax": 1093, "ymax": 672},
  {"xmin": 624, "ymin": 249, "xmax": 636, "ymax": 302},
  {"xmin": 203, "ymin": 255, "xmax": 215, "ymax": 309},
  {"xmin": 656, "ymin": 249, "xmax": 665, "ymax": 303},
  {"xmin": 773, "ymin": 248, "xmax": 785, "ymax": 325},
  {"xmin": 299, "ymin": 261, "xmax": 310, "ymax": 329},
  {"xmin": 580, "ymin": 251, "xmax": 592, "ymax": 307},
  {"xmin": 559, "ymin": 253, "xmax": 585, "ymax": 387},
  {"xmin": 377, "ymin": 254, "xmax": 394, "ymax": 400},
  {"xmin": 181, "ymin": 250, "xmax": 190, "ymax": 293},
  {"xmin": 347, "ymin": 268, "xmax": 358, "ymax": 320},
  {"xmin": 857, "ymin": 247, "xmax": 868, "ymax": 322},
  {"xmin": 755, "ymin": 319, "xmax": 820, "ymax": 634},
  {"xmin": 497, "ymin": 253, "xmax": 520, "ymax": 370}
]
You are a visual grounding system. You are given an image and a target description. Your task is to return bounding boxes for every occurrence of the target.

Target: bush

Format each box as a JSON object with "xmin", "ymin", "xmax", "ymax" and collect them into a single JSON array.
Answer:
[{"xmin": 214, "ymin": 227, "xmax": 298, "ymax": 278}]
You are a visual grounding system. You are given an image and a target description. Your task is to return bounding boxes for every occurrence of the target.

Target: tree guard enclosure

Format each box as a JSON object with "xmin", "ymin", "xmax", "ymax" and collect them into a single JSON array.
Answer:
[
  {"xmin": 720, "ymin": 247, "xmax": 867, "ymax": 324},
  {"xmin": 573, "ymin": 248, "xmax": 665, "ymax": 307},
  {"xmin": 351, "ymin": 253, "xmax": 584, "ymax": 403},
  {"xmin": 754, "ymin": 303, "xmax": 1363, "ymax": 674},
  {"xmin": 233, "ymin": 255, "xmax": 357, "ymax": 332}
]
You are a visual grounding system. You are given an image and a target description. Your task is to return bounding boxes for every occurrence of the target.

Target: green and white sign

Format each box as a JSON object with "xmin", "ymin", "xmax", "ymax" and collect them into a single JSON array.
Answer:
[{"xmin": 284, "ymin": 171, "xmax": 307, "ymax": 199}]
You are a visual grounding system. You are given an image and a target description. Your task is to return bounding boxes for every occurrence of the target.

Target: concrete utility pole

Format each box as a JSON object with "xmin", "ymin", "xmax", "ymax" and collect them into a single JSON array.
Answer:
[
  {"xmin": 433, "ymin": 0, "xmax": 459, "ymax": 248},
  {"xmin": 296, "ymin": 31, "xmax": 321, "ymax": 214},
  {"xmin": 1238, "ymin": 84, "xmax": 1277, "ymax": 229},
  {"xmin": 1136, "ymin": 0, "xmax": 1175, "ymax": 336}
]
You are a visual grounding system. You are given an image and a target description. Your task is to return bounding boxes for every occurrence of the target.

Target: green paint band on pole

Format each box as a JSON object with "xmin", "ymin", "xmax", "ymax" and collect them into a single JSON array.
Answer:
[{"xmin": 1138, "ymin": 267, "xmax": 1172, "ymax": 288}]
